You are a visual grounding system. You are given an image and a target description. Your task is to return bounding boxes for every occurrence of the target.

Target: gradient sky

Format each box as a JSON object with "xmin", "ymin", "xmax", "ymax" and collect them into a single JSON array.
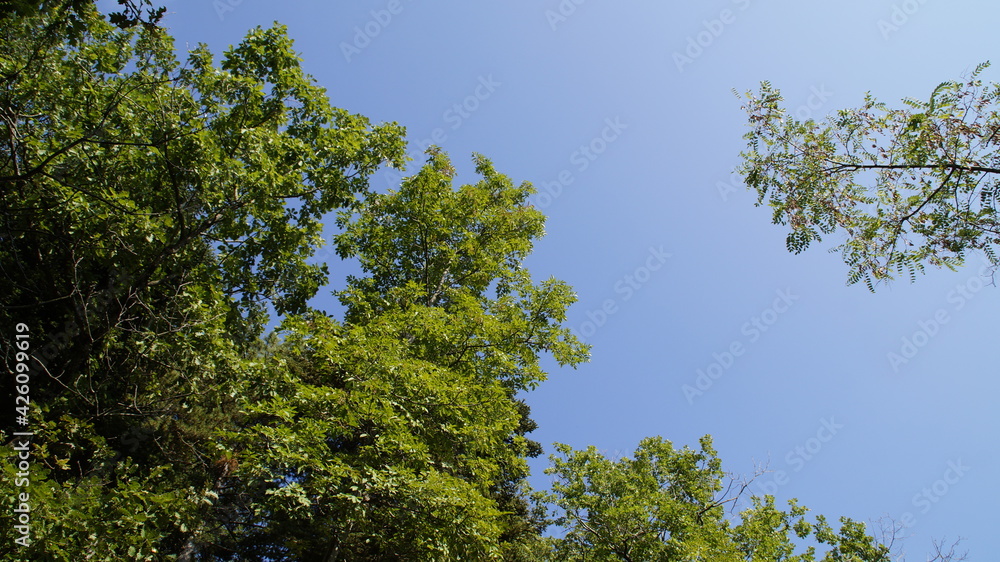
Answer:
[{"xmin": 116, "ymin": 1, "xmax": 1000, "ymax": 557}]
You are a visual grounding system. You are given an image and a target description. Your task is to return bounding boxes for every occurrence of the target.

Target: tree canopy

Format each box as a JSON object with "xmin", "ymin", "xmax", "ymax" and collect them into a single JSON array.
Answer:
[
  {"xmin": 737, "ymin": 63, "xmax": 1000, "ymax": 290},
  {"xmin": 0, "ymin": 5, "xmax": 942, "ymax": 560},
  {"xmin": 544, "ymin": 436, "xmax": 893, "ymax": 561}
]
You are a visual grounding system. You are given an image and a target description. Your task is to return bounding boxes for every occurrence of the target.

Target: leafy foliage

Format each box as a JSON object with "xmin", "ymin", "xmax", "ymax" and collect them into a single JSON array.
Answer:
[
  {"xmin": 737, "ymin": 63, "xmax": 1000, "ymax": 289},
  {"xmin": 0, "ymin": 0, "xmax": 165, "ymax": 35},
  {"xmin": 0, "ymin": 8, "xmax": 403, "ymax": 559},
  {"xmin": 224, "ymin": 149, "xmax": 588, "ymax": 559},
  {"xmin": 544, "ymin": 437, "xmax": 892, "ymax": 561},
  {"xmin": 0, "ymin": 6, "xmax": 918, "ymax": 560}
]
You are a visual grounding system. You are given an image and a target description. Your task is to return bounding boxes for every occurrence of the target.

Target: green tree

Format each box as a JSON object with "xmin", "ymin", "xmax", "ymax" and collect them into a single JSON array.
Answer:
[
  {"xmin": 543, "ymin": 436, "xmax": 892, "ymax": 561},
  {"xmin": 737, "ymin": 63, "xmax": 1000, "ymax": 290},
  {"xmin": 1, "ymin": 5, "xmax": 951, "ymax": 560},
  {"xmin": 225, "ymin": 149, "xmax": 588, "ymax": 559},
  {"xmin": 0, "ymin": 6, "xmax": 582, "ymax": 558},
  {"xmin": 0, "ymin": 8, "xmax": 404, "ymax": 559},
  {"xmin": 0, "ymin": 0, "xmax": 165, "ymax": 31}
]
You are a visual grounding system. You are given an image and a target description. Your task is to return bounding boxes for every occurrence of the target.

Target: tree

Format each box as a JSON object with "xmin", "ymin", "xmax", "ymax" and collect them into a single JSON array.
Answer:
[
  {"xmin": 737, "ymin": 63, "xmax": 1000, "ymax": 290},
  {"xmin": 223, "ymin": 149, "xmax": 589, "ymax": 559},
  {"xmin": 0, "ymin": 0, "xmax": 167, "ymax": 37},
  {"xmin": 2, "ymin": 5, "xmax": 960, "ymax": 560},
  {"xmin": 0, "ymin": 8, "xmax": 405, "ymax": 559},
  {"xmin": 543, "ymin": 436, "xmax": 893, "ymax": 561},
  {"xmin": 0, "ymin": 0, "xmax": 165, "ymax": 31},
  {"xmin": 0, "ymin": 6, "xmax": 585, "ymax": 557}
]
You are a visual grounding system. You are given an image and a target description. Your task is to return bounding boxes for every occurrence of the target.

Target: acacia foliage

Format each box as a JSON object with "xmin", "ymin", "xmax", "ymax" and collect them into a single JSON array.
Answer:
[{"xmin": 737, "ymin": 63, "xmax": 1000, "ymax": 289}]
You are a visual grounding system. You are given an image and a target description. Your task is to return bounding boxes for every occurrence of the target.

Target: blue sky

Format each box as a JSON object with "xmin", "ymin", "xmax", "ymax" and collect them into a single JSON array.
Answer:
[{"xmin": 132, "ymin": 0, "xmax": 1000, "ymax": 557}]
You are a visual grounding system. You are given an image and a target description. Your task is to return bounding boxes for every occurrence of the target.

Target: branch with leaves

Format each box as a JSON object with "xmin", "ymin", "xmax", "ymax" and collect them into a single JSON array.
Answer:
[{"xmin": 737, "ymin": 62, "xmax": 1000, "ymax": 290}]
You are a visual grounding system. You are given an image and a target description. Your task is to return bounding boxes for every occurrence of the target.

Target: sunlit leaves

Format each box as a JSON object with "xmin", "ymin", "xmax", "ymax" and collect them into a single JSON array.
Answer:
[
  {"xmin": 223, "ymin": 152, "xmax": 587, "ymax": 558},
  {"xmin": 0, "ymin": 8, "xmax": 405, "ymax": 559},
  {"xmin": 737, "ymin": 63, "xmax": 1000, "ymax": 289},
  {"xmin": 544, "ymin": 438, "xmax": 892, "ymax": 561}
]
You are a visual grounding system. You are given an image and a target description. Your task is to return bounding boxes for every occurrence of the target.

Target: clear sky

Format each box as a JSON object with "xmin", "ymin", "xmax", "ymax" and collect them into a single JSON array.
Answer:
[{"xmin": 125, "ymin": 0, "xmax": 1000, "ymax": 557}]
